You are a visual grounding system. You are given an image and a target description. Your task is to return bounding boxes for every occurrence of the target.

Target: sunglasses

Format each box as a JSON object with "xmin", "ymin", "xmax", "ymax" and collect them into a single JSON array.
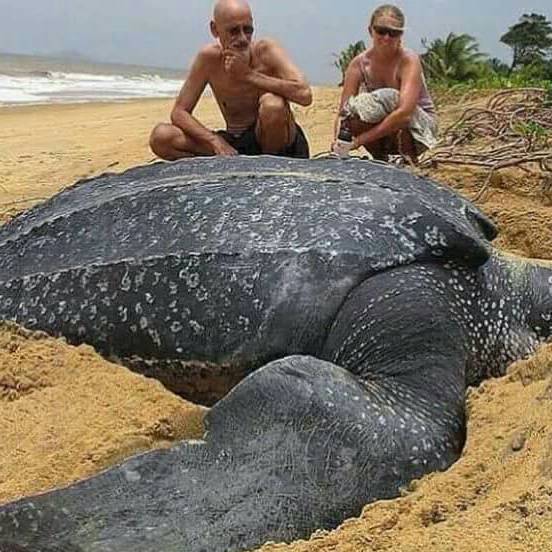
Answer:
[{"xmin": 372, "ymin": 25, "xmax": 403, "ymax": 38}]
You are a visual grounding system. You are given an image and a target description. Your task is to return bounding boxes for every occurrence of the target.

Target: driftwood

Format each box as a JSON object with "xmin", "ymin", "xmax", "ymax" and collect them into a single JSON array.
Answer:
[{"xmin": 421, "ymin": 88, "xmax": 552, "ymax": 200}]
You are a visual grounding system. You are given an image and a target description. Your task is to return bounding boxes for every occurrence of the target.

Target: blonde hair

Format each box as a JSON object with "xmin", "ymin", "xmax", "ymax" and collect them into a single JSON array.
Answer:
[{"xmin": 369, "ymin": 4, "xmax": 405, "ymax": 29}]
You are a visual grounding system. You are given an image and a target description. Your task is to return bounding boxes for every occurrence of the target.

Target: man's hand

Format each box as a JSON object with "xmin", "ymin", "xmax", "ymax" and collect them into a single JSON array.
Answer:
[
  {"xmin": 209, "ymin": 134, "xmax": 238, "ymax": 156},
  {"xmin": 223, "ymin": 49, "xmax": 252, "ymax": 81}
]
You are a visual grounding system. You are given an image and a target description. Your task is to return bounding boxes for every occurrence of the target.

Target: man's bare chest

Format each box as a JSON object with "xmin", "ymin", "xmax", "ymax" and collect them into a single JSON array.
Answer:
[
  {"xmin": 210, "ymin": 80, "xmax": 259, "ymax": 116},
  {"xmin": 208, "ymin": 65, "xmax": 270, "ymax": 113}
]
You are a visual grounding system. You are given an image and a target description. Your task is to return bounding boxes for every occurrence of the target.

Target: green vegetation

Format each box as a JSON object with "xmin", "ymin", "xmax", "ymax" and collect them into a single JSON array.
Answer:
[
  {"xmin": 500, "ymin": 13, "xmax": 552, "ymax": 73},
  {"xmin": 421, "ymin": 33, "xmax": 488, "ymax": 82},
  {"xmin": 333, "ymin": 12, "xmax": 552, "ymax": 90},
  {"xmin": 424, "ymin": 12, "xmax": 552, "ymax": 89},
  {"xmin": 512, "ymin": 120, "xmax": 551, "ymax": 149}
]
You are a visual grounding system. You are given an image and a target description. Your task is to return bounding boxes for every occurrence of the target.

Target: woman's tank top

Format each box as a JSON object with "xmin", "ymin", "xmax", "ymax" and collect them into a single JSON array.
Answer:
[{"xmin": 358, "ymin": 51, "xmax": 435, "ymax": 114}]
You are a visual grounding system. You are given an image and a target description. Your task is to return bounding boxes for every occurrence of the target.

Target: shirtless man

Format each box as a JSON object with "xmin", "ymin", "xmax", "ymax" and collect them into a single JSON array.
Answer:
[{"xmin": 150, "ymin": 0, "xmax": 313, "ymax": 160}]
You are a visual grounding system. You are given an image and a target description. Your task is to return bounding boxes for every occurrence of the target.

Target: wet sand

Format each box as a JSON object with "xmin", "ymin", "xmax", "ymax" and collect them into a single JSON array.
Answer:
[{"xmin": 0, "ymin": 88, "xmax": 551, "ymax": 551}]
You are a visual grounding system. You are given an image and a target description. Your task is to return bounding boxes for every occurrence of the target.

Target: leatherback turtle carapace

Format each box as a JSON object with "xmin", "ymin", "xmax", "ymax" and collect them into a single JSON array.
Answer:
[{"xmin": 0, "ymin": 157, "xmax": 550, "ymax": 552}]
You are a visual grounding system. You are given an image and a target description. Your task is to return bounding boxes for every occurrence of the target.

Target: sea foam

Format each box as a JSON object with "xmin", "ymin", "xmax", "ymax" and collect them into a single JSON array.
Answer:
[{"xmin": 0, "ymin": 70, "xmax": 182, "ymax": 105}]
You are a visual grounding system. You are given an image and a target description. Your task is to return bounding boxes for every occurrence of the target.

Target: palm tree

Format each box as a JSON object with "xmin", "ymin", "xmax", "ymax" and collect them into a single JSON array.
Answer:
[
  {"xmin": 333, "ymin": 41, "xmax": 366, "ymax": 86},
  {"xmin": 421, "ymin": 33, "xmax": 488, "ymax": 83},
  {"xmin": 487, "ymin": 57, "xmax": 510, "ymax": 76}
]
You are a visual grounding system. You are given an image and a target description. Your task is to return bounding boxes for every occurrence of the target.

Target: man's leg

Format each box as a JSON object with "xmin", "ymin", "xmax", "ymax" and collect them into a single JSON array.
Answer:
[
  {"xmin": 149, "ymin": 123, "xmax": 213, "ymax": 161},
  {"xmin": 255, "ymin": 93, "xmax": 296, "ymax": 154}
]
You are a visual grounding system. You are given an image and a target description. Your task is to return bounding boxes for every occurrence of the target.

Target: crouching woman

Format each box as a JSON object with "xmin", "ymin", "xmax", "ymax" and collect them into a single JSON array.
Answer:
[{"xmin": 332, "ymin": 4, "xmax": 438, "ymax": 163}]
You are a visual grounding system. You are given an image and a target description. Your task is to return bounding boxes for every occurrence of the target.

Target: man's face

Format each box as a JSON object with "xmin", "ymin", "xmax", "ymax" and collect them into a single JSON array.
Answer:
[{"xmin": 212, "ymin": 10, "xmax": 254, "ymax": 52}]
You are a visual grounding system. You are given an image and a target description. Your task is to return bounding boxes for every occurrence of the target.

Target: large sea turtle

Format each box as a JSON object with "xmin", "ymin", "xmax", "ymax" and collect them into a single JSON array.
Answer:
[{"xmin": 0, "ymin": 157, "xmax": 550, "ymax": 552}]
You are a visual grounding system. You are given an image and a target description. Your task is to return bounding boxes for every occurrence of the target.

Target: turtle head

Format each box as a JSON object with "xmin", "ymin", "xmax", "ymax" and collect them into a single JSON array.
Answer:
[
  {"xmin": 486, "ymin": 253, "xmax": 552, "ymax": 357},
  {"xmin": 525, "ymin": 259, "xmax": 552, "ymax": 342}
]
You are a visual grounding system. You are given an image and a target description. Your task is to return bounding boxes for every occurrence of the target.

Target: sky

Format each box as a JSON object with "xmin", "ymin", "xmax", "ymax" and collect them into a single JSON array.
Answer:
[{"xmin": 1, "ymin": 0, "xmax": 551, "ymax": 84}]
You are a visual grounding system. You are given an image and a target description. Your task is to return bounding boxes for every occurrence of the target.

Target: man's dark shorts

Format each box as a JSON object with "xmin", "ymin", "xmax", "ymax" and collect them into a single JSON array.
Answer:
[{"xmin": 216, "ymin": 122, "xmax": 310, "ymax": 158}]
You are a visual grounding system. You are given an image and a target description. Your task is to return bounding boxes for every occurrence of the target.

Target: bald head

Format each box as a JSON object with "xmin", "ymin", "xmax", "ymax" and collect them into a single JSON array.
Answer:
[
  {"xmin": 213, "ymin": 0, "xmax": 252, "ymax": 24},
  {"xmin": 211, "ymin": 0, "xmax": 254, "ymax": 51}
]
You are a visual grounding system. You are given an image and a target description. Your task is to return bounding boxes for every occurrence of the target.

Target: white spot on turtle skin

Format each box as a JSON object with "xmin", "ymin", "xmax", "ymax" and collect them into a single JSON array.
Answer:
[
  {"xmin": 171, "ymin": 321, "xmax": 183, "ymax": 333},
  {"xmin": 123, "ymin": 469, "xmax": 141, "ymax": 483},
  {"xmin": 120, "ymin": 271, "xmax": 132, "ymax": 292},
  {"xmin": 189, "ymin": 320, "xmax": 204, "ymax": 335},
  {"xmin": 118, "ymin": 306, "xmax": 128, "ymax": 322},
  {"xmin": 69, "ymin": 313, "xmax": 81, "ymax": 325},
  {"xmin": 148, "ymin": 328, "xmax": 162, "ymax": 347},
  {"xmin": 250, "ymin": 210, "xmax": 263, "ymax": 222},
  {"xmin": 135, "ymin": 270, "xmax": 146, "ymax": 287},
  {"xmin": 186, "ymin": 272, "xmax": 200, "ymax": 289},
  {"xmin": 97, "ymin": 281, "xmax": 109, "ymax": 293}
]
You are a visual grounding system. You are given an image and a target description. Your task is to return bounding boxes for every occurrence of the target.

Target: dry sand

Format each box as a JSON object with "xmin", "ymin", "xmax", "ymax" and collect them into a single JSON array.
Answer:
[{"xmin": 0, "ymin": 88, "xmax": 551, "ymax": 551}]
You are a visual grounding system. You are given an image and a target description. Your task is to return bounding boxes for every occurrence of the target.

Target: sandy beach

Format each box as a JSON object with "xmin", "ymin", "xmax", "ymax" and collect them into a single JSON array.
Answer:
[
  {"xmin": 1, "ymin": 88, "xmax": 551, "ymax": 551},
  {"xmin": 0, "ymin": 88, "xmax": 338, "ymax": 222}
]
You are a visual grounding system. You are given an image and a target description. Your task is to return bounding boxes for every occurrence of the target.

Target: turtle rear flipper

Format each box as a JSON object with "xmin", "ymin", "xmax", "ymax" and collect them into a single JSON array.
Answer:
[{"xmin": 0, "ymin": 344, "xmax": 466, "ymax": 552}]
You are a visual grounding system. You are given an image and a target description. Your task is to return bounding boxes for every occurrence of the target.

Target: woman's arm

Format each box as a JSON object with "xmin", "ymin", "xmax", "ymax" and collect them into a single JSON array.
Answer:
[{"xmin": 333, "ymin": 57, "xmax": 362, "ymax": 140}]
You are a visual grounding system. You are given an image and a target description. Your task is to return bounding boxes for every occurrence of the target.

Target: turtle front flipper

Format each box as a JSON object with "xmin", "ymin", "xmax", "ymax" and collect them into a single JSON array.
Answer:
[{"xmin": 0, "ymin": 341, "xmax": 466, "ymax": 552}]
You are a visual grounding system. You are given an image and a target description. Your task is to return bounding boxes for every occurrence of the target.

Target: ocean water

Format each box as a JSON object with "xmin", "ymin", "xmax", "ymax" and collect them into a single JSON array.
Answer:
[{"xmin": 0, "ymin": 52, "xmax": 184, "ymax": 106}]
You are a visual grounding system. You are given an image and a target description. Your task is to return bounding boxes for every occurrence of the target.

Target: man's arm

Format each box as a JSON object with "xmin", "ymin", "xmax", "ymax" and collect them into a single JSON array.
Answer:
[
  {"xmin": 171, "ymin": 47, "xmax": 236, "ymax": 156},
  {"xmin": 353, "ymin": 54, "xmax": 423, "ymax": 149},
  {"xmin": 225, "ymin": 39, "xmax": 312, "ymax": 106}
]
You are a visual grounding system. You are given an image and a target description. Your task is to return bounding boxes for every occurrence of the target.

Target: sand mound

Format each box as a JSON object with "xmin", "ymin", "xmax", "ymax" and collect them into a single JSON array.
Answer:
[
  {"xmin": 0, "ymin": 322, "xmax": 205, "ymax": 503},
  {"xmin": 428, "ymin": 165, "xmax": 552, "ymax": 261}
]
